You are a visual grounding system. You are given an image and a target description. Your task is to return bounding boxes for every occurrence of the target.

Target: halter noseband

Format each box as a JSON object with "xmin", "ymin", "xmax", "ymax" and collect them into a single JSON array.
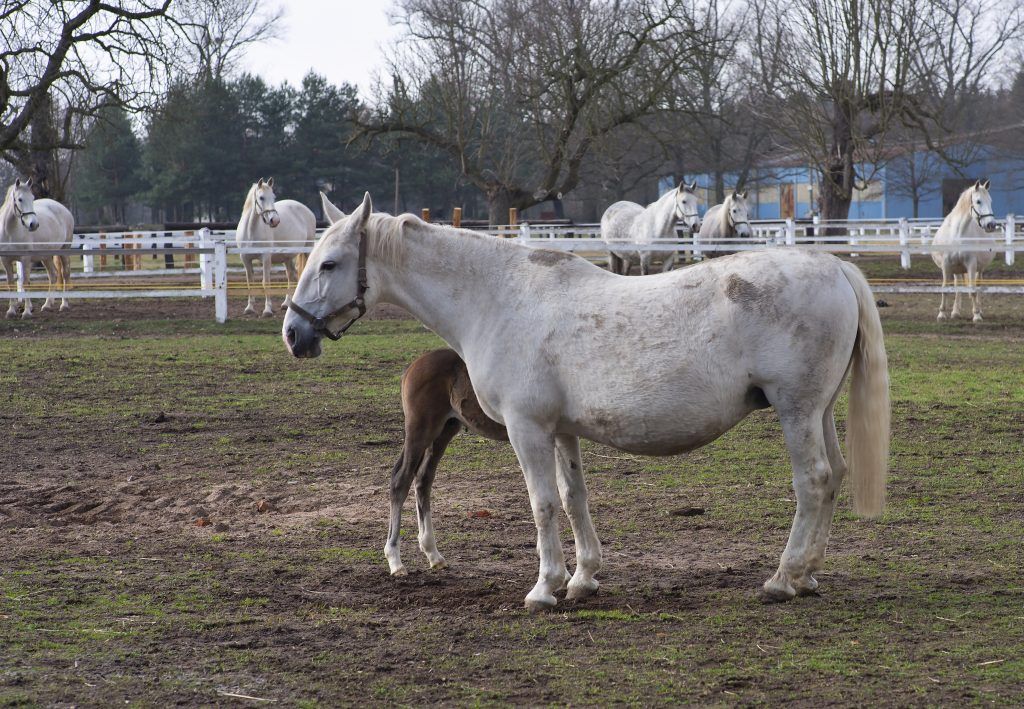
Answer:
[
  {"xmin": 13, "ymin": 201, "xmax": 36, "ymax": 224},
  {"xmin": 287, "ymin": 229, "xmax": 369, "ymax": 341},
  {"xmin": 972, "ymin": 204, "xmax": 995, "ymax": 227}
]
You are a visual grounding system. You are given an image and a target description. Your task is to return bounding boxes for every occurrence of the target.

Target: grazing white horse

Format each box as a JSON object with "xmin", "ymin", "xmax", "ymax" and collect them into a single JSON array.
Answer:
[
  {"xmin": 283, "ymin": 193, "xmax": 890, "ymax": 612},
  {"xmin": 932, "ymin": 180, "xmax": 998, "ymax": 322},
  {"xmin": 699, "ymin": 191, "xmax": 753, "ymax": 253},
  {"xmin": 320, "ymin": 191, "xmax": 345, "ymax": 224},
  {"xmin": 236, "ymin": 178, "xmax": 316, "ymax": 317},
  {"xmin": 0, "ymin": 179, "xmax": 73, "ymax": 318},
  {"xmin": 602, "ymin": 182, "xmax": 701, "ymax": 275}
]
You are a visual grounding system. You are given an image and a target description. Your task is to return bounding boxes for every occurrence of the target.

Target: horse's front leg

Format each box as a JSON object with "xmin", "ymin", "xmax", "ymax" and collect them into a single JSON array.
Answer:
[
  {"xmin": 40, "ymin": 258, "xmax": 58, "ymax": 311},
  {"xmin": 951, "ymin": 274, "xmax": 963, "ymax": 318},
  {"xmin": 57, "ymin": 255, "xmax": 71, "ymax": 311},
  {"xmin": 968, "ymin": 263, "xmax": 983, "ymax": 322},
  {"xmin": 507, "ymin": 420, "xmax": 565, "ymax": 612},
  {"xmin": 555, "ymin": 434, "xmax": 601, "ymax": 599},
  {"xmin": 2, "ymin": 257, "xmax": 18, "ymax": 318},
  {"xmin": 241, "ymin": 256, "xmax": 257, "ymax": 315},
  {"xmin": 661, "ymin": 251, "xmax": 676, "ymax": 273},
  {"xmin": 260, "ymin": 253, "xmax": 274, "ymax": 317},
  {"xmin": 18, "ymin": 257, "xmax": 33, "ymax": 319}
]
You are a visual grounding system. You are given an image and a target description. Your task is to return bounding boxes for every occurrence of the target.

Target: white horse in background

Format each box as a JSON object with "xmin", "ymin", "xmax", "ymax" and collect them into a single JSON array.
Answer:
[
  {"xmin": 602, "ymin": 182, "xmax": 701, "ymax": 275},
  {"xmin": 236, "ymin": 178, "xmax": 317, "ymax": 317},
  {"xmin": 0, "ymin": 178, "xmax": 73, "ymax": 318},
  {"xmin": 284, "ymin": 192, "xmax": 890, "ymax": 612},
  {"xmin": 320, "ymin": 191, "xmax": 345, "ymax": 224},
  {"xmin": 932, "ymin": 180, "xmax": 998, "ymax": 322},
  {"xmin": 699, "ymin": 191, "xmax": 753, "ymax": 254}
]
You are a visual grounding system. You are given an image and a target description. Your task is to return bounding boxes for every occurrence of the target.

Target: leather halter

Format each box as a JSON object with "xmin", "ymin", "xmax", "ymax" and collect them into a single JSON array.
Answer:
[
  {"xmin": 13, "ymin": 201, "xmax": 35, "ymax": 224},
  {"xmin": 287, "ymin": 229, "xmax": 369, "ymax": 341},
  {"xmin": 972, "ymin": 204, "xmax": 995, "ymax": 227}
]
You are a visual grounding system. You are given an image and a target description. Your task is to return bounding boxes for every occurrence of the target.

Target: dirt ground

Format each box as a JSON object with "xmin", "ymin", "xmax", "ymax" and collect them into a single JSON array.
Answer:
[{"xmin": 1, "ymin": 260, "xmax": 1023, "ymax": 705}]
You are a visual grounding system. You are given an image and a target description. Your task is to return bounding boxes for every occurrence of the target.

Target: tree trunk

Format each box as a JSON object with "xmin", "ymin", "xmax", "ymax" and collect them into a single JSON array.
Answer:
[
  {"xmin": 486, "ymin": 186, "xmax": 515, "ymax": 226},
  {"xmin": 912, "ymin": 194, "xmax": 919, "ymax": 219},
  {"xmin": 29, "ymin": 92, "xmax": 57, "ymax": 199}
]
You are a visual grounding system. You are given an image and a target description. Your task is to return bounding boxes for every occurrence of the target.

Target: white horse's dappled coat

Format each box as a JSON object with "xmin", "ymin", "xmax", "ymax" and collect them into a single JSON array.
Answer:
[
  {"xmin": 931, "ymin": 181, "xmax": 998, "ymax": 322},
  {"xmin": 0, "ymin": 179, "xmax": 74, "ymax": 318},
  {"xmin": 236, "ymin": 178, "xmax": 316, "ymax": 316},
  {"xmin": 284, "ymin": 194, "xmax": 890, "ymax": 611},
  {"xmin": 602, "ymin": 183, "xmax": 700, "ymax": 274},
  {"xmin": 699, "ymin": 192, "xmax": 753, "ymax": 244}
]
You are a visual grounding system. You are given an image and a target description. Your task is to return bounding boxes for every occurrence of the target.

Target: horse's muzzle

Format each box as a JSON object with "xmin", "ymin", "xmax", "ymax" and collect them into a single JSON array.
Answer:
[{"xmin": 284, "ymin": 322, "xmax": 322, "ymax": 359}]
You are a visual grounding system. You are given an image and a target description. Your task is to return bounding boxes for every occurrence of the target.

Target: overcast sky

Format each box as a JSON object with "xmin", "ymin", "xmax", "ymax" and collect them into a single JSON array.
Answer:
[{"xmin": 245, "ymin": 1, "xmax": 398, "ymax": 95}]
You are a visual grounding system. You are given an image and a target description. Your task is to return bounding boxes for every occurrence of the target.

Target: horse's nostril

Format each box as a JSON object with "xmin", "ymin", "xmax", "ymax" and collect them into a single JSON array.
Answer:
[{"xmin": 286, "ymin": 327, "xmax": 296, "ymax": 346}]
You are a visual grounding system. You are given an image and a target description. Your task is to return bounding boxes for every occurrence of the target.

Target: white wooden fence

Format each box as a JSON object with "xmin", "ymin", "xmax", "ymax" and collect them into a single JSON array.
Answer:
[{"xmin": 2, "ymin": 216, "xmax": 1023, "ymax": 322}]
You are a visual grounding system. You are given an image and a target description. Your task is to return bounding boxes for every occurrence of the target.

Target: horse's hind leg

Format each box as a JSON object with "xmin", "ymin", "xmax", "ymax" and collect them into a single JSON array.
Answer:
[
  {"xmin": 57, "ymin": 255, "xmax": 71, "ymax": 311},
  {"xmin": 555, "ymin": 434, "xmax": 601, "ymax": 599},
  {"xmin": 951, "ymin": 274, "xmax": 963, "ymax": 318},
  {"xmin": 241, "ymin": 257, "xmax": 257, "ymax": 315},
  {"xmin": 763, "ymin": 409, "xmax": 832, "ymax": 602},
  {"xmin": 414, "ymin": 419, "xmax": 461, "ymax": 570},
  {"xmin": 937, "ymin": 260, "xmax": 952, "ymax": 320},
  {"xmin": 40, "ymin": 258, "xmax": 58, "ymax": 311},
  {"xmin": 281, "ymin": 258, "xmax": 298, "ymax": 310}
]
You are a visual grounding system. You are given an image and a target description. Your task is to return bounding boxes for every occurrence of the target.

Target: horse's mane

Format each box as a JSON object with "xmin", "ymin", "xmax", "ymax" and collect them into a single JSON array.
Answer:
[
  {"xmin": 364, "ymin": 212, "xmax": 508, "ymax": 268},
  {"xmin": 720, "ymin": 193, "xmax": 734, "ymax": 227},
  {"xmin": 952, "ymin": 185, "xmax": 977, "ymax": 218},
  {"xmin": 241, "ymin": 183, "xmax": 257, "ymax": 217}
]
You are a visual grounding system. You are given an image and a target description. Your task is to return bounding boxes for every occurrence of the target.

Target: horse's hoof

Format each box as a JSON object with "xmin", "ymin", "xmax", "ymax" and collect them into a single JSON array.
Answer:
[
  {"xmin": 760, "ymin": 574, "xmax": 796, "ymax": 603},
  {"xmin": 59, "ymin": 303, "xmax": 70, "ymax": 312},
  {"xmin": 524, "ymin": 592, "xmax": 558, "ymax": 613},
  {"xmin": 243, "ymin": 305, "xmax": 256, "ymax": 316},
  {"xmin": 260, "ymin": 309, "xmax": 274, "ymax": 318},
  {"xmin": 20, "ymin": 311, "xmax": 32, "ymax": 320},
  {"xmin": 428, "ymin": 556, "xmax": 447, "ymax": 570},
  {"xmin": 936, "ymin": 312, "xmax": 947, "ymax": 321},
  {"xmin": 951, "ymin": 309, "xmax": 962, "ymax": 319},
  {"xmin": 5, "ymin": 310, "xmax": 17, "ymax": 319},
  {"xmin": 40, "ymin": 303, "xmax": 52, "ymax": 312},
  {"xmin": 973, "ymin": 314, "xmax": 983, "ymax": 323},
  {"xmin": 566, "ymin": 577, "xmax": 600, "ymax": 600},
  {"xmin": 390, "ymin": 566, "xmax": 408, "ymax": 577},
  {"xmin": 793, "ymin": 574, "xmax": 819, "ymax": 597}
]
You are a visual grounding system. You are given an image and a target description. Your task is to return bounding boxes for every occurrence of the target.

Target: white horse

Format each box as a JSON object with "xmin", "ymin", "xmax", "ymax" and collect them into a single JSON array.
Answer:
[
  {"xmin": 932, "ymin": 180, "xmax": 998, "ymax": 322},
  {"xmin": 283, "ymin": 193, "xmax": 890, "ymax": 612},
  {"xmin": 236, "ymin": 178, "xmax": 317, "ymax": 317},
  {"xmin": 0, "ymin": 179, "xmax": 73, "ymax": 318},
  {"xmin": 602, "ymin": 182, "xmax": 701, "ymax": 275},
  {"xmin": 320, "ymin": 191, "xmax": 345, "ymax": 224},
  {"xmin": 699, "ymin": 191, "xmax": 753, "ymax": 255}
]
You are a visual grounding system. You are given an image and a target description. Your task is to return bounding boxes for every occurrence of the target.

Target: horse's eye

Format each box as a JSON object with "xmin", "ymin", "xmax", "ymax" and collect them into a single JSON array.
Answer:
[{"xmin": 321, "ymin": 261, "xmax": 337, "ymax": 272}]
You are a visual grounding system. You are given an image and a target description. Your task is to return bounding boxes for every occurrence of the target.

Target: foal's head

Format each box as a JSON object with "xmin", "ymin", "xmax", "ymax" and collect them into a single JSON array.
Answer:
[
  {"xmin": 674, "ymin": 181, "xmax": 701, "ymax": 231},
  {"xmin": 283, "ymin": 192, "xmax": 373, "ymax": 359},
  {"xmin": 7, "ymin": 178, "xmax": 38, "ymax": 232},
  {"xmin": 250, "ymin": 177, "xmax": 281, "ymax": 227}
]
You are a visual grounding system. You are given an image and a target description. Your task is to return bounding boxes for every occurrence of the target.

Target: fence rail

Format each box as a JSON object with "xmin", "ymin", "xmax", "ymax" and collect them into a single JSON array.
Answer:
[{"xmin": 2, "ymin": 216, "xmax": 1024, "ymax": 321}]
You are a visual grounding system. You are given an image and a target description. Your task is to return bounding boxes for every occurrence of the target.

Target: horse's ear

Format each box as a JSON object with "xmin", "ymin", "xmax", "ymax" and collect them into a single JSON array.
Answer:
[
  {"xmin": 974, "ymin": 179, "xmax": 981, "ymax": 189},
  {"xmin": 25, "ymin": 177, "xmax": 32, "ymax": 187},
  {"xmin": 739, "ymin": 191, "xmax": 747, "ymax": 199},
  {"xmin": 14, "ymin": 178, "xmax": 20, "ymax": 187},
  {"xmin": 983, "ymin": 179, "xmax": 991, "ymax": 190},
  {"xmin": 257, "ymin": 178, "xmax": 264, "ymax": 187},
  {"xmin": 357, "ymin": 192, "xmax": 372, "ymax": 228},
  {"xmin": 688, "ymin": 180, "xmax": 697, "ymax": 192},
  {"xmin": 267, "ymin": 177, "xmax": 274, "ymax": 188}
]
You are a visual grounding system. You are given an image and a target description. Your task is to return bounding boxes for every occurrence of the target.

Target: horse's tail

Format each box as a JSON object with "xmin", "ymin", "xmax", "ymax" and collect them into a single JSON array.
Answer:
[{"xmin": 838, "ymin": 260, "xmax": 890, "ymax": 518}]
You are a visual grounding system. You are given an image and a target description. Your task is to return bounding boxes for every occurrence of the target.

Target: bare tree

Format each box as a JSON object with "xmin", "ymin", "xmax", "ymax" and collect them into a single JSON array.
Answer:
[
  {"xmin": 176, "ymin": 0, "xmax": 285, "ymax": 80},
  {"xmin": 753, "ymin": 0, "xmax": 1023, "ymax": 224},
  {"xmin": 358, "ymin": 0, "xmax": 702, "ymax": 223}
]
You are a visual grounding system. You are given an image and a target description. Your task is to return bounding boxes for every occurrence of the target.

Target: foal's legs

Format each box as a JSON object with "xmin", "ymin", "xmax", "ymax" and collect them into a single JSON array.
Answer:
[
  {"xmin": 414, "ymin": 419, "xmax": 461, "ymax": 570},
  {"xmin": 281, "ymin": 258, "xmax": 299, "ymax": 310},
  {"xmin": 937, "ymin": 259, "xmax": 952, "ymax": 320},
  {"xmin": 555, "ymin": 434, "xmax": 602, "ymax": 599},
  {"xmin": 241, "ymin": 256, "xmax": 257, "ymax": 315},
  {"xmin": 951, "ymin": 274, "xmax": 964, "ymax": 318},
  {"xmin": 968, "ymin": 262, "xmax": 983, "ymax": 322},
  {"xmin": 763, "ymin": 409, "xmax": 832, "ymax": 602},
  {"xmin": 507, "ymin": 421, "xmax": 565, "ymax": 611},
  {"xmin": 260, "ymin": 252, "xmax": 274, "ymax": 317}
]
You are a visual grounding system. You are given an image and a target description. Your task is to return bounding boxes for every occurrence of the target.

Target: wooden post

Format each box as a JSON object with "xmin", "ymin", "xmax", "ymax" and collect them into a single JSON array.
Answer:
[
  {"xmin": 452, "ymin": 207, "xmax": 462, "ymax": 228},
  {"xmin": 507, "ymin": 208, "xmax": 518, "ymax": 239},
  {"xmin": 99, "ymin": 235, "xmax": 107, "ymax": 268},
  {"xmin": 421, "ymin": 208, "xmax": 430, "ymax": 223},
  {"xmin": 183, "ymin": 230, "xmax": 197, "ymax": 269}
]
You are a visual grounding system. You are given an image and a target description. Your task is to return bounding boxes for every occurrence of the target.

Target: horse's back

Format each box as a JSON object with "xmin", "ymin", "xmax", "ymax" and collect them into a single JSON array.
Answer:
[
  {"xmin": 698, "ymin": 204, "xmax": 724, "ymax": 238},
  {"xmin": 278, "ymin": 199, "xmax": 316, "ymax": 243},
  {"xmin": 600, "ymin": 201, "xmax": 643, "ymax": 232},
  {"xmin": 35, "ymin": 199, "xmax": 74, "ymax": 242}
]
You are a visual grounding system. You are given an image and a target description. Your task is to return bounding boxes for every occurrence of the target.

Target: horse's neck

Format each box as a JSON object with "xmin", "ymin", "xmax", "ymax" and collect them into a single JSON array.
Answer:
[
  {"xmin": 370, "ymin": 227, "xmax": 518, "ymax": 354},
  {"xmin": 237, "ymin": 191, "xmax": 267, "ymax": 243},
  {"xmin": 639, "ymin": 193, "xmax": 675, "ymax": 240},
  {"xmin": 0, "ymin": 194, "xmax": 19, "ymax": 241},
  {"xmin": 941, "ymin": 203, "xmax": 976, "ymax": 242}
]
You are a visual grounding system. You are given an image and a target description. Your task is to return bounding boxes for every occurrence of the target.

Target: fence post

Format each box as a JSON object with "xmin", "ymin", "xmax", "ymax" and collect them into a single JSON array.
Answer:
[
  {"xmin": 198, "ymin": 228, "xmax": 212, "ymax": 294},
  {"xmin": 79, "ymin": 235, "xmax": 94, "ymax": 273},
  {"xmin": 15, "ymin": 260, "xmax": 25, "ymax": 305},
  {"xmin": 898, "ymin": 217, "xmax": 911, "ymax": 269},
  {"xmin": 452, "ymin": 207, "xmax": 462, "ymax": 228},
  {"xmin": 421, "ymin": 208, "xmax": 430, "ymax": 223},
  {"xmin": 214, "ymin": 240, "xmax": 228, "ymax": 323},
  {"xmin": 785, "ymin": 218, "xmax": 796, "ymax": 246},
  {"xmin": 1005, "ymin": 214, "xmax": 1015, "ymax": 266}
]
